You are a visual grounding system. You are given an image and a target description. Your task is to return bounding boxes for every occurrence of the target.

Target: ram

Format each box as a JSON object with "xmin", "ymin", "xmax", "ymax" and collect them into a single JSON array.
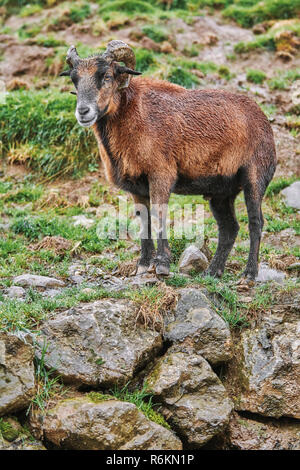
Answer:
[{"xmin": 60, "ymin": 40, "xmax": 276, "ymax": 281}]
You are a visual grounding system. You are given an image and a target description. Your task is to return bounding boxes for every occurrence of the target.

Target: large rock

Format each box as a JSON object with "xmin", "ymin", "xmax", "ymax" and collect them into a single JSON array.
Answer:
[
  {"xmin": 0, "ymin": 331, "xmax": 35, "ymax": 415},
  {"xmin": 281, "ymin": 181, "xmax": 300, "ymax": 210},
  {"xmin": 225, "ymin": 297, "xmax": 300, "ymax": 418},
  {"xmin": 36, "ymin": 299, "xmax": 163, "ymax": 387},
  {"xmin": 146, "ymin": 348, "xmax": 233, "ymax": 447},
  {"xmin": 178, "ymin": 245, "xmax": 209, "ymax": 274},
  {"xmin": 30, "ymin": 397, "xmax": 182, "ymax": 450},
  {"xmin": 13, "ymin": 274, "xmax": 65, "ymax": 288},
  {"xmin": 165, "ymin": 288, "xmax": 232, "ymax": 365},
  {"xmin": 210, "ymin": 412, "xmax": 300, "ymax": 450},
  {"xmin": 256, "ymin": 263, "xmax": 286, "ymax": 283}
]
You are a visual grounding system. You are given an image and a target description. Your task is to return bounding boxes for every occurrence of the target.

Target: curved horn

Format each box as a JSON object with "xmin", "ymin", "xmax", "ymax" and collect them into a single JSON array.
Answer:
[
  {"xmin": 102, "ymin": 40, "xmax": 136, "ymax": 88},
  {"xmin": 66, "ymin": 45, "xmax": 80, "ymax": 68}
]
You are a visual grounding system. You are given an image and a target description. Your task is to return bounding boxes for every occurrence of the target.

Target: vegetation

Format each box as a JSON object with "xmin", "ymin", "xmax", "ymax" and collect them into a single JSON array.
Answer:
[{"xmin": 88, "ymin": 382, "xmax": 171, "ymax": 429}]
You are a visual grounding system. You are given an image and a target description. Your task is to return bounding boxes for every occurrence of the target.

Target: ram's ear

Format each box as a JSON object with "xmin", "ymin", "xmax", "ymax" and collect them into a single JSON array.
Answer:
[
  {"xmin": 59, "ymin": 69, "xmax": 71, "ymax": 77},
  {"xmin": 115, "ymin": 64, "xmax": 142, "ymax": 76}
]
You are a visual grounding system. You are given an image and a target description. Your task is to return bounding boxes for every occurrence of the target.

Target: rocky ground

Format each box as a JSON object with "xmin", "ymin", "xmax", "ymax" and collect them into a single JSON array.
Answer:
[{"xmin": 0, "ymin": 0, "xmax": 299, "ymax": 450}]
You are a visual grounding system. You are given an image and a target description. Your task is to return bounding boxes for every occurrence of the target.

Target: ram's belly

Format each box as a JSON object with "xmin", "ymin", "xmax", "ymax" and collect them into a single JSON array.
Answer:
[{"xmin": 173, "ymin": 171, "xmax": 243, "ymax": 198}]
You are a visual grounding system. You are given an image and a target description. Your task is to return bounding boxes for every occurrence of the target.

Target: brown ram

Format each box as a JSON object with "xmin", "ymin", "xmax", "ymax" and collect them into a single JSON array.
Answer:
[{"xmin": 60, "ymin": 40, "xmax": 276, "ymax": 280}]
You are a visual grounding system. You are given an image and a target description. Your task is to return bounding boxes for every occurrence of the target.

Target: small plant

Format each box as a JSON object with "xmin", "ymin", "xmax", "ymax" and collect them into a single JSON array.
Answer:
[
  {"xmin": 27, "ymin": 341, "xmax": 66, "ymax": 414},
  {"xmin": 103, "ymin": 382, "xmax": 171, "ymax": 429},
  {"xmin": 0, "ymin": 419, "xmax": 19, "ymax": 442},
  {"xmin": 167, "ymin": 67, "xmax": 199, "ymax": 88},
  {"xmin": 142, "ymin": 25, "xmax": 168, "ymax": 43},
  {"xmin": 246, "ymin": 69, "xmax": 266, "ymax": 84}
]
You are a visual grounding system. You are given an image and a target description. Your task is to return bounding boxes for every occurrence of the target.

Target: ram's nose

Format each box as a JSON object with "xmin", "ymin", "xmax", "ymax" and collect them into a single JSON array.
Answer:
[{"xmin": 78, "ymin": 105, "xmax": 90, "ymax": 117}]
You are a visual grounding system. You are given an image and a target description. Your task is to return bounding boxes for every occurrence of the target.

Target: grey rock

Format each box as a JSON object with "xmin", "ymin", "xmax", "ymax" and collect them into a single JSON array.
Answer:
[
  {"xmin": 256, "ymin": 263, "xmax": 286, "ymax": 283},
  {"xmin": 225, "ymin": 299, "xmax": 300, "ymax": 418},
  {"xmin": 0, "ymin": 416, "xmax": 46, "ymax": 450},
  {"xmin": 30, "ymin": 397, "xmax": 182, "ymax": 450},
  {"xmin": 13, "ymin": 274, "xmax": 65, "ymax": 288},
  {"xmin": 6, "ymin": 286, "xmax": 25, "ymax": 298},
  {"xmin": 36, "ymin": 299, "xmax": 163, "ymax": 387},
  {"xmin": 281, "ymin": 181, "xmax": 300, "ymax": 210},
  {"xmin": 179, "ymin": 244, "xmax": 209, "ymax": 274},
  {"xmin": 212, "ymin": 411, "xmax": 300, "ymax": 450},
  {"xmin": 146, "ymin": 348, "xmax": 233, "ymax": 447},
  {"xmin": 0, "ymin": 331, "xmax": 35, "ymax": 415},
  {"xmin": 72, "ymin": 215, "xmax": 95, "ymax": 229},
  {"xmin": 165, "ymin": 288, "xmax": 232, "ymax": 364}
]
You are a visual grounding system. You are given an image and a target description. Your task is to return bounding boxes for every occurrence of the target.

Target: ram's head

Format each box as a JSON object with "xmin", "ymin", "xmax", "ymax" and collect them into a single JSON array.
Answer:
[{"xmin": 60, "ymin": 40, "xmax": 141, "ymax": 127}]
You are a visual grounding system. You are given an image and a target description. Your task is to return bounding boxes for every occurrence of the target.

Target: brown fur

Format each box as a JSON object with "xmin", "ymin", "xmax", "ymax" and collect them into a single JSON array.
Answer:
[{"xmin": 68, "ymin": 57, "xmax": 276, "ymax": 280}]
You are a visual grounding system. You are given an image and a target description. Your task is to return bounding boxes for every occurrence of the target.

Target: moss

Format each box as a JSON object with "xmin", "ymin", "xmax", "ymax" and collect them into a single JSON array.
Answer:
[
  {"xmin": 0, "ymin": 419, "xmax": 19, "ymax": 442},
  {"xmin": 144, "ymin": 407, "xmax": 171, "ymax": 430},
  {"xmin": 88, "ymin": 392, "xmax": 115, "ymax": 403}
]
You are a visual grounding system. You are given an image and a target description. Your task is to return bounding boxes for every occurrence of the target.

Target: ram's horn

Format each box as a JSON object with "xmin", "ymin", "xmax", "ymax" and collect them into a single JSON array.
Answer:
[
  {"xmin": 102, "ymin": 40, "xmax": 136, "ymax": 88},
  {"xmin": 66, "ymin": 45, "xmax": 80, "ymax": 68}
]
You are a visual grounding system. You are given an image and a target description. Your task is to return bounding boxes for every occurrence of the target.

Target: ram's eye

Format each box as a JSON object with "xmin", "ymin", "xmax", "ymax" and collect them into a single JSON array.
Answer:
[{"xmin": 70, "ymin": 91, "xmax": 77, "ymax": 95}]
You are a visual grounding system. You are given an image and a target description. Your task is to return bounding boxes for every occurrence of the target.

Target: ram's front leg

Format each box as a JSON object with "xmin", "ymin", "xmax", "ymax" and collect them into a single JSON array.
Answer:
[
  {"xmin": 149, "ymin": 176, "xmax": 173, "ymax": 276},
  {"xmin": 133, "ymin": 194, "xmax": 155, "ymax": 275}
]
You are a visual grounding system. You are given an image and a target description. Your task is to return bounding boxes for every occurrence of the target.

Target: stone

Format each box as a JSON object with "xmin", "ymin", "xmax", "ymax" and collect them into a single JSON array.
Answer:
[
  {"xmin": 178, "ymin": 245, "xmax": 209, "ymax": 274},
  {"xmin": 0, "ymin": 331, "xmax": 35, "ymax": 415},
  {"xmin": 225, "ymin": 298, "xmax": 300, "ymax": 419},
  {"xmin": 262, "ymin": 228, "xmax": 300, "ymax": 249},
  {"xmin": 146, "ymin": 348, "xmax": 233, "ymax": 447},
  {"xmin": 256, "ymin": 263, "xmax": 285, "ymax": 283},
  {"xmin": 6, "ymin": 286, "xmax": 25, "ymax": 298},
  {"xmin": 281, "ymin": 181, "xmax": 300, "ymax": 210},
  {"xmin": 165, "ymin": 288, "xmax": 232, "ymax": 365},
  {"xmin": 0, "ymin": 416, "xmax": 46, "ymax": 450},
  {"xmin": 72, "ymin": 215, "xmax": 95, "ymax": 229},
  {"xmin": 30, "ymin": 397, "xmax": 182, "ymax": 450},
  {"xmin": 13, "ymin": 274, "xmax": 65, "ymax": 288},
  {"xmin": 36, "ymin": 299, "xmax": 163, "ymax": 387},
  {"xmin": 211, "ymin": 412, "xmax": 300, "ymax": 450}
]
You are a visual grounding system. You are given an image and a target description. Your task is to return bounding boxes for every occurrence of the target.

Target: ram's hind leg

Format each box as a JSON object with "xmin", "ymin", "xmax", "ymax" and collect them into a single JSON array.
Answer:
[
  {"xmin": 206, "ymin": 195, "xmax": 239, "ymax": 277},
  {"xmin": 133, "ymin": 194, "xmax": 155, "ymax": 275}
]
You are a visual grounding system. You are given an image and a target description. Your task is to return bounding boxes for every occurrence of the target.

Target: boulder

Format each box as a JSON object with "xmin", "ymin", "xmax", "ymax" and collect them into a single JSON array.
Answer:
[
  {"xmin": 281, "ymin": 181, "xmax": 300, "ymax": 210},
  {"xmin": 211, "ymin": 411, "xmax": 300, "ymax": 450},
  {"xmin": 36, "ymin": 299, "xmax": 163, "ymax": 387},
  {"xmin": 146, "ymin": 348, "xmax": 233, "ymax": 447},
  {"xmin": 256, "ymin": 263, "xmax": 286, "ymax": 283},
  {"xmin": 6, "ymin": 286, "xmax": 25, "ymax": 298},
  {"xmin": 13, "ymin": 274, "xmax": 65, "ymax": 288},
  {"xmin": 30, "ymin": 397, "xmax": 182, "ymax": 450},
  {"xmin": 178, "ymin": 245, "xmax": 209, "ymax": 274},
  {"xmin": 0, "ymin": 331, "xmax": 35, "ymax": 415},
  {"xmin": 165, "ymin": 288, "xmax": 232, "ymax": 365},
  {"xmin": 225, "ymin": 298, "xmax": 300, "ymax": 418}
]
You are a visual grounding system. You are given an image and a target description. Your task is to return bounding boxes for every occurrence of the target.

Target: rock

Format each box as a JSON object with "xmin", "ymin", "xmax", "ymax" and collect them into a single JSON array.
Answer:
[
  {"xmin": 30, "ymin": 397, "xmax": 182, "ymax": 450},
  {"xmin": 146, "ymin": 348, "xmax": 233, "ymax": 447},
  {"xmin": 0, "ymin": 437, "xmax": 46, "ymax": 450},
  {"xmin": 72, "ymin": 215, "xmax": 95, "ymax": 229},
  {"xmin": 256, "ymin": 263, "xmax": 286, "ymax": 283},
  {"xmin": 211, "ymin": 412, "xmax": 300, "ymax": 450},
  {"xmin": 0, "ymin": 331, "xmax": 35, "ymax": 415},
  {"xmin": 165, "ymin": 288, "xmax": 232, "ymax": 365},
  {"xmin": 13, "ymin": 274, "xmax": 65, "ymax": 288},
  {"xmin": 262, "ymin": 228, "xmax": 300, "ymax": 249},
  {"xmin": 281, "ymin": 181, "xmax": 300, "ymax": 209},
  {"xmin": 178, "ymin": 245, "xmax": 209, "ymax": 274},
  {"xmin": 36, "ymin": 299, "xmax": 163, "ymax": 387},
  {"xmin": 225, "ymin": 299, "xmax": 300, "ymax": 418},
  {"xmin": 6, "ymin": 286, "xmax": 25, "ymax": 298},
  {"xmin": 0, "ymin": 416, "xmax": 46, "ymax": 450}
]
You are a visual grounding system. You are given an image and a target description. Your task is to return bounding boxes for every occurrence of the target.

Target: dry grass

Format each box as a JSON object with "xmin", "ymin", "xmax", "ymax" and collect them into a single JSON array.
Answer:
[
  {"xmin": 29, "ymin": 236, "xmax": 72, "ymax": 255},
  {"xmin": 130, "ymin": 282, "xmax": 178, "ymax": 332}
]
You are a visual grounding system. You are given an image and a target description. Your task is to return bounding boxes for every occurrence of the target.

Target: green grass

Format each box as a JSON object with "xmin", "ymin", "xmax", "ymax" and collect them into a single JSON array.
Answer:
[
  {"xmin": 142, "ymin": 24, "xmax": 168, "ymax": 42},
  {"xmin": 167, "ymin": 67, "xmax": 199, "ymax": 88},
  {"xmin": 266, "ymin": 176, "xmax": 298, "ymax": 196},
  {"xmin": 88, "ymin": 382, "xmax": 171, "ymax": 429},
  {"xmin": 27, "ymin": 340, "xmax": 66, "ymax": 414},
  {"xmin": 0, "ymin": 90, "xmax": 98, "ymax": 177},
  {"xmin": 246, "ymin": 69, "xmax": 266, "ymax": 84}
]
